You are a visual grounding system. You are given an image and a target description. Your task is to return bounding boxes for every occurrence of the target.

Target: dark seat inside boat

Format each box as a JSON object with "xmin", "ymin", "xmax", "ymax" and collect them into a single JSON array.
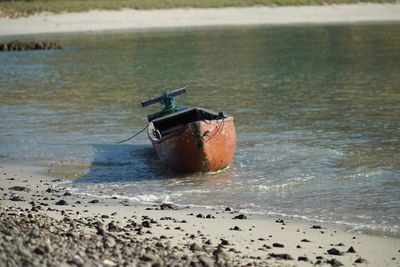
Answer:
[{"xmin": 152, "ymin": 108, "xmax": 224, "ymax": 136}]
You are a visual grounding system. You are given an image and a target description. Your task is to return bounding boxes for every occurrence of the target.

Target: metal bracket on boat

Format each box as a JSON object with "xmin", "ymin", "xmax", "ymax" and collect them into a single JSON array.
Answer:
[{"xmin": 142, "ymin": 87, "xmax": 187, "ymax": 121}]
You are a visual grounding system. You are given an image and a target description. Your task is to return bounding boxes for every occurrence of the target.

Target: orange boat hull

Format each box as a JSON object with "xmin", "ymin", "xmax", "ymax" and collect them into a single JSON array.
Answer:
[{"xmin": 148, "ymin": 117, "xmax": 236, "ymax": 173}]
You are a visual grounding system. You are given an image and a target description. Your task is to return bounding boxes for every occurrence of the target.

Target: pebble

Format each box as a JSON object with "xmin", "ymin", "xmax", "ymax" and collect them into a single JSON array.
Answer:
[
  {"xmin": 213, "ymin": 246, "xmax": 228, "ymax": 261},
  {"xmin": 327, "ymin": 248, "xmax": 343, "ymax": 256},
  {"xmin": 160, "ymin": 203, "xmax": 178, "ymax": 210},
  {"xmin": 45, "ymin": 188, "xmax": 58, "ymax": 193},
  {"xmin": 298, "ymin": 256, "xmax": 308, "ymax": 262},
  {"xmin": 220, "ymin": 239, "xmax": 230, "ymax": 246},
  {"xmin": 354, "ymin": 257, "xmax": 367, "ymax": 263},
  {"xmin": 189, "ymin": 242, "xmax": 203, "ymax": 252},
  {"xmin": 9, "ymin": 194, "xmax": 23, "ymax": 201},
  {"xmin": 198, "ymin": 255, "xmax": 214, "ymax": 267},
  {"xmin": 68, "ymin": 255, "xmax": 84, "ymax": 266},
  {"xmin": 104, "ymin": 236, "xmax": 116, "ymax": 248},
  {"xmin": 33, "ymin": 247, "xmax": 45, "ymax": 255},
  {"xmin": 19, "ymin": 247, "xmax": 33, "ymax": 258},
  {"xmin": 8, "ymin": 186, "xmax": 28, "ymax": 191},
  {"xmin": 311, "ymin": 225, "xmax": 322, "ymax": 229},
  {"xmin": 326, "ymin": 258, "xmax": 343, "ymax": 266},
  {"xmin": 55, "ymin": 199, "xmax": 68, "ymax": 205},
  {"xmin": 141, "ymin": 221, "xmax": 151, "ymax": 228},
  {"xmin": 347, "ymin": 246, "xmax": 356, "ymax": 253},
  {"xmin": 107, "ymin": 222, "xmax": 119, "ymax": 232},
  {"xmin": 269, "ymin": 253, "xmax": 293, "ymax": 260},
  {"xmin": 102, "ymin": 259, "xmax": 117, "ymax": 267},
  {"xmin": 140, "ymin": 252, "xmax": 159, "ymax": 262},
  {"xmin": 96, "ymin": 228, "xmax": 106, "ymax": 236},
  {"xmin": 272, "ymin": 243, "xmax": 285, "ymax": 248}
]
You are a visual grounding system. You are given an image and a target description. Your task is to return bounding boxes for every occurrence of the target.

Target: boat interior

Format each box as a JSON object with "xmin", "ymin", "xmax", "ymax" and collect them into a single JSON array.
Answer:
[{"xmin": 151, "ymin": 108, "xmax": 225, "ymax": 137}]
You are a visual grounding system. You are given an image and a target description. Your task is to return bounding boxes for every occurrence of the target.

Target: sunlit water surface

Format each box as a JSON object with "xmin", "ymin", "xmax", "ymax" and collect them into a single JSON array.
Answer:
[{"xmin": 1, "ymin": 23, "xmax": 399, "ymax": 237}]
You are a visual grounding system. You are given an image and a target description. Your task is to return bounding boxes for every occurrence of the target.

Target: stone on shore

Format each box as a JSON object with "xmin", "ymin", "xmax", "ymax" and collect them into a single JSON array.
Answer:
[
  {"xmin": 160, "ymin": 203, "xmax": 178, "ymax": 210},
  {"xmin": 55, "ymin": 199, "xmax": 68, "ymax": 205},
  {"xmin": 233, "ymin": 214, "xmax": 247, "ymax": 220},
  {"xmin": 269, "ymin": 253, "xmax": 293, "ymax": 260},
  {"xmin": 327, "ymin": 248, "xmax": 343, "ymax": 256},
  {"xmin": 8, "ymin": 186, "xmax": 29, "ymax": 191}
]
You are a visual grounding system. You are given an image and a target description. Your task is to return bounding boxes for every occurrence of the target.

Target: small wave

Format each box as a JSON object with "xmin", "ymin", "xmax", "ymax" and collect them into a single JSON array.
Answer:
[
  {"xmin": 334, "ymin": 169, "xmax": 381, "ymax": 180},
  {"xmin": 61, "ymin": 184, "xmax": 171, "ymax": 204},
  {"xmin": 116, "ymin": 193, "xmax": 171, "ymax": 203},
  {"xmin": 251, "ymin": 176, "xmax": 315, "ymax": 192},
  {"xmin": 172, "ymin": 189, "xmax": 212, "ymax": 196},
  {"xmin": 247, "ymin": 209, "xmax": 400, "ymax": 238},
  {"xmin": 252, "ymin": 182, "xmax": 300, "ymax": 192}
]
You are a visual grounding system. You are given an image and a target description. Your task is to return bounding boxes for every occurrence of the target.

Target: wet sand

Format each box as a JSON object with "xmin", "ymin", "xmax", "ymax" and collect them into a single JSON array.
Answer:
[
  {"xmin": 1, "ymin": 3, "xmax": 400, "ymax": 36},
  {"xmin": 1, "ymin": 163, "xmax": 399, "ymax": 266}
]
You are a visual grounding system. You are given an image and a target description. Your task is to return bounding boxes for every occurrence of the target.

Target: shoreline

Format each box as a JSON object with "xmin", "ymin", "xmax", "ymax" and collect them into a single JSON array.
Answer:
[
  {"xmin": 1, "ymin": 162, "xmax": 400, "ymax": 266},
  {"xmin": 0, "ymin": 3, "xmax": 399, "ymax": 37}
]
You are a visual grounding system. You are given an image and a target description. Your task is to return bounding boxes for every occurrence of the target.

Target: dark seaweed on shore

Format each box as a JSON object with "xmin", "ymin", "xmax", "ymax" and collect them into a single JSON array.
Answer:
[{"xmin": 0, "ymin": 40, "xmax": 62, "ymax": 52}]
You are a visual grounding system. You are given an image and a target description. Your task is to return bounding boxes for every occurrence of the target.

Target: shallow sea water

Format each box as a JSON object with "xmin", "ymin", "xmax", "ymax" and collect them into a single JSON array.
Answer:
[{"xmin": 1, "ymin": 23, "xmax": 400, "ymax": 237}]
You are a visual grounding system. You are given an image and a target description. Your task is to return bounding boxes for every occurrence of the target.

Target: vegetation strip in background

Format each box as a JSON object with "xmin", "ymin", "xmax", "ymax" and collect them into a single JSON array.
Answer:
[{"xmin": 0, "ymin": 0, "xmax": 396, "ymax": 18}]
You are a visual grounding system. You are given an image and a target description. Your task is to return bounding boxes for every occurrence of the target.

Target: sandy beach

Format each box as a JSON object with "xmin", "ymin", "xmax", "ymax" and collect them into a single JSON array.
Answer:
[
  {"xmin": 1, "ymin": 162, "xmax": 400, "ymax": 266},
  {"xmin": 1, "ymin": 3, "xmax": 400, "ymax": 36}
]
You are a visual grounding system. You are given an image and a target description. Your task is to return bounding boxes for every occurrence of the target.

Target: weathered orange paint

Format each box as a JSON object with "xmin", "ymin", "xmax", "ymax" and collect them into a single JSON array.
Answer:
[{"xmin": 148, "ymin": 116, "xmax": 236, "ymax": 173}]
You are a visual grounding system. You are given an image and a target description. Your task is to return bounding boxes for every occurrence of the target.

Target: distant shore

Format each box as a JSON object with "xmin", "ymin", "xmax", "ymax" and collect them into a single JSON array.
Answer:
[
  {"xmin": 1, "ymin": 162, "xmax": 400, "ymax": 266},
  {"xmin": 0, "ymin": 3, "xmax": 400, "ymax": 36}
]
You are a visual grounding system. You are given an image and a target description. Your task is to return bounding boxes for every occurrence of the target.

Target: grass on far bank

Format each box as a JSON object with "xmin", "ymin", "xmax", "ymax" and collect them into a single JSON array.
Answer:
[{"xmin": 0, "ymin": 0, "xmax": 396, "ymax": 18}]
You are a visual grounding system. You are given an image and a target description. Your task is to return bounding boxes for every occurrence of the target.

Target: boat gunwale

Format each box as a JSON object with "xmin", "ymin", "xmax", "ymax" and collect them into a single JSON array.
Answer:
[{"xmin": 148, "ymin": 116, "xmax": 234, "ymax": 144}]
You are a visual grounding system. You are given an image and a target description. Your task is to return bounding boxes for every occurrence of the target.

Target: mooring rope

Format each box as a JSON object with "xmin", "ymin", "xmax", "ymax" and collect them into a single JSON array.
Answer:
[{"xmin": 116, "ymin": 125, "xmax": 149, "ymax": 144}]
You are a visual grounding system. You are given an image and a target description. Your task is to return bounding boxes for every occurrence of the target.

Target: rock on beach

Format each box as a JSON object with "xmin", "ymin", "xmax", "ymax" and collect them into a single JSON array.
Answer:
[{"xmin": 8, "ymin": 186, "xmax": 29, "ymax": 191}]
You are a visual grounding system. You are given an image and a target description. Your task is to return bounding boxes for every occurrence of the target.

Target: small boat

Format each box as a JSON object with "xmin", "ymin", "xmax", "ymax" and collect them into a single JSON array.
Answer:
[{"xmin": 141, "ymin": 88, "xmax": 236, "ymax": 173}]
